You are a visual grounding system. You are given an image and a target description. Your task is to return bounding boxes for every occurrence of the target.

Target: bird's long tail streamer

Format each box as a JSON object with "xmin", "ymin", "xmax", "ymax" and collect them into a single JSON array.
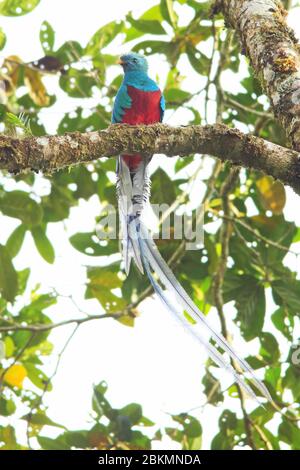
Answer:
[
  {"xmin": 129, "ymin": 217, "xmax": 271, "ymax": 404},
  {"xmin": 137, "ymin": 230, "xmax": 261, "ymax": 403},
  {"xmin": 117, "ymin": 156, "xmax": 271, "ymax": 404}
]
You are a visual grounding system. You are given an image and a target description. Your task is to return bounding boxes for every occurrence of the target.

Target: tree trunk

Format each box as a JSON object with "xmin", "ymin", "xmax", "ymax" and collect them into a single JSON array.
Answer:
[{"xmin": 214, "ymin": 0, "xmax": 300, "ymax": 150}]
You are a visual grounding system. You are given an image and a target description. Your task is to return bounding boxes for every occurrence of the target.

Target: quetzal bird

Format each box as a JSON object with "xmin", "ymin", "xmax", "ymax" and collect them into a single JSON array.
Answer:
[{"xmin": 112, "ymin": 52, "xmax": 271, "ymax": 404}]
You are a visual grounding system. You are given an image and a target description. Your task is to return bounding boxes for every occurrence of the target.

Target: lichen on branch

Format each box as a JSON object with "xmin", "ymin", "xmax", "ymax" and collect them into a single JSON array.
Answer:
[{"xmin": 214, "ymin": 0, "xmax": 300, "ymax": 151}]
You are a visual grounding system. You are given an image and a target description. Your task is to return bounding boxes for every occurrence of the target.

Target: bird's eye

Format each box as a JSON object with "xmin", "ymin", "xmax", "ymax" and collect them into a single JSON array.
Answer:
[{"xmin": 132, "ymin": 58, "xmax": 138, "ymax": 63}]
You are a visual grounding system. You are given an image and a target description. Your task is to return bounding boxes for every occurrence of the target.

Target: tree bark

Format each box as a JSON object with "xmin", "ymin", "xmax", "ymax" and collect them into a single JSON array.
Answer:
[
  {"xmin": 214, "ymin": 0, "xmax": 300, "ymax": 151},
  {"xmin": 1, "ymin": 123, "xmax": 300, "ymax": 193}
]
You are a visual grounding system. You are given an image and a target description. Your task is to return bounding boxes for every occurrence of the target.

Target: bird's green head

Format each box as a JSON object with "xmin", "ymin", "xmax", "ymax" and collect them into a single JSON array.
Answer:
[{"xmin": 118, "ymin": 52, "xmax": 148, "ymax": 73}]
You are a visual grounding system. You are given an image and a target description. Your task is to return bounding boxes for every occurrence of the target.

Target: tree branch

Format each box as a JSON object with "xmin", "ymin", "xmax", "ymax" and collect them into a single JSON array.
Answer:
[
  {"xmin": 0, "ymin": 312, "xmax": 122, "ymax": 333},
  {"xmin": 214, "ymin": 0, "xmax": 300, "ymax": 150},
  {"xmin": 1, "ymin": 123, "xmax": 300, "ymax": 193}
]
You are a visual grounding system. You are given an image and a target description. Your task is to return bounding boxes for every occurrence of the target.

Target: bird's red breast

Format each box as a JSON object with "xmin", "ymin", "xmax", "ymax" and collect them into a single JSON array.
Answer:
[{"xmin": 121, "ymin": 86, "xmax": 162, "ymax": 170}]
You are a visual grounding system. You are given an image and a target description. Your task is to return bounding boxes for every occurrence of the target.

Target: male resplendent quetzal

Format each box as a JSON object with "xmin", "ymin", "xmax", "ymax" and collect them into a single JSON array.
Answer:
[{"xmin": 112, "ymin": 52, "xmax": 271, "ymax": 404}]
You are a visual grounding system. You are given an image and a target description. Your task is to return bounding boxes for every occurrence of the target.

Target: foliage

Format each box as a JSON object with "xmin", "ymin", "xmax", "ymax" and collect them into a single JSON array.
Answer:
[{"xmin": 0, "ymin": 0, "xmax": 300, "ymax": 451}]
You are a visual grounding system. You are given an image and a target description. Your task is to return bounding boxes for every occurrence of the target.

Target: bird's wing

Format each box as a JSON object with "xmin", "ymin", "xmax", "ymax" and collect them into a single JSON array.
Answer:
[
  {"xmin": 112, "ymin": 83, "xmax": 132, "ymax": 124},
  {"xmin": 160, "ymin": 94, "xmax": 165, "ymax": 122}
]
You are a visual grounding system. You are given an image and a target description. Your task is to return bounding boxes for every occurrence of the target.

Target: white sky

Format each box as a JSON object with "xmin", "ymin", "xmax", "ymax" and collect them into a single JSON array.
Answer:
[{"xmin": 1, "ymin": 0, "xmax": 300, "ymax": 450}]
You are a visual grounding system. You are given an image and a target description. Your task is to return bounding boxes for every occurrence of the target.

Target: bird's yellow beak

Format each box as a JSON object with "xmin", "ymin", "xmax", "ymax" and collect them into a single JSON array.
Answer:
[{"xmin": 117, "ymin": 59, "xmax": 124, "ymax": 65}]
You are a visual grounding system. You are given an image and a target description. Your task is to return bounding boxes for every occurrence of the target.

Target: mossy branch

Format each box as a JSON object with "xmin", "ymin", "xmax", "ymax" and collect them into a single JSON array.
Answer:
[{"xmin": 1, "ymin": 123, "xmax": 300, "ymax": 194}]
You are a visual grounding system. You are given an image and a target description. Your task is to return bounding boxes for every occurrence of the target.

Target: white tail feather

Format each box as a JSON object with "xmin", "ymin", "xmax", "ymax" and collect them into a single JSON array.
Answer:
[
  {"xmin": 116, "ymin": 155, "xmax": 271, "ymax": 404},
  {"xmin": 129, "ymin": 217, "xmax": 271, "ymax": 404}
]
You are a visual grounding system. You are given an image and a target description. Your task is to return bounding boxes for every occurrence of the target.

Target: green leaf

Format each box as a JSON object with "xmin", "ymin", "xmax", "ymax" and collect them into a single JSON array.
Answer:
[
  {"xmin": 186, "ymin": 45, "xmax": 210, "ymax": 75},
  {"xmin": 236, "ymin": 281, "xmax": 266, "ymax": 340},
  {"xmin": 279, "ymin": 420, "xmax": 300, "ymax": 450},
  {"xmin": 211, "ymin": 410, "xmax": 238, "ymax": 450},
  {"xmin": 37, "ymin": 435, "xmax": 70, "ymax": 450},
  {"xmin": 0, "ymin": 191, "xmax": 43, "ymax": 226},
  {"xmin": 92, "ymin": 381, "xmax": 112, "ymax": 418},
  {"xmin": 229, "ymin": 234, "xmax": 260, "ymax": 275},
  {"xmin": 224, "ymin": 272, "xmax": 265, "ymax": 340},
  {"xmin": 272, "ymin": 278, "xmax": 300, "ymax": 315},
  {"xmin": 86, "ymin": 265, "xmax": 127, "ymax": 312},
  {"xmin": 17, "ymin": 268, "xmax": 30, "ymax": 295},
  {"xmin": 241, "ymin": 76, "xmax": 263, "ymax": 97},
  {"xmin": 271, "ymin": 306, "xmax": 294, "ymax": 340},
  {"xmin": 170, "ymin": 414, "xmax": 202, "ymax": 450},
  {"xmin": 70, "ymin": 232, "xmax": 118, "ymax": 256},
  {"xmin": 119, "ymin": 403, "xmax": 143, "ymax": 425},
  {"xmin": 42, "ymin": 184, "xmax": 72, "ymax": 222},
  {"xmin": 17, "ymin": 91, "xmax": 56, "ymax": 110},
  {"xmin": 58, "ymin": 106, "xmax": 109, "ymax": 134},
  {"xmin": 64, "ymin": 431, "xmax": 88, "ymax": 448},
  {"xmin": 127, "ymin": 14, "xmax": 166, "ymax": 35},
  {"xmin": 124, "ymin": 5, "xmax": 163, "ymax": 42},
  {"xmin": 259, "ymin": 333, "xmax": 280, "ymax": 364},
  {"xmin": 0, "ymin": 425, "xmax": 19, "ymax": 449},
  {"xmin": 250, "ymin": 403, "xmax": 275, "ymax": 426},
  {"xmin": 172, "ymin": 413, "xmax": 202, "ymax": 438},
  {"xmin": 55, "ymin": 40, "xmax": 83, "ymax": 65},
  {"xmin": 139, "ymin": 4, "xmax": 163, "ymax": 21},
  {"xmin": 175, "ymin": 156, "xmax": 194, "ymax": 172},
  {"xmin": 40, "ymin": 20, "xmax": 55, "ymax": 53},
  {"xmin": 164, "ymin": 88, "xmax": 192, "ymax": 106},
  {"xmin": 28, "ymin": 293, "xmax": 57, "ymax": 310},
  {"xmin": 265, "ymin": 365, "xmax": 281, "ymax": 391},
  {"xmin": 130, "ymin": 430, "xmax": 151, "ymax": 449},
  {"xmin": 59, "ymin": 68, "xmax": 95, "ymax": 98},
  {"xmin": 151, "ymin": 168, "xmax": 176, "ymax": 205},
  {"xmin": 160, "ymin": 0, "xmax": 178, "ymax": 27},
  {"xmin": 292, "ymin": 227, "xmax": 300, "ymax": 243},
  {"xmin": 0, "ymin": 104, "xmax": 6, "ymax": 121},
  {"xmin": 31, "ymin": 226, "xmax": 55, "ymax": 264},
  {"xmin": 0, "ymin": 244, "xmax": 18, "ymax": 302},
  {"xmin": 25, "ymin": 362, "xmax": 52, "ymax": 390},
  {"xmin": 0, "ymin": 397, "xmax": 16, "ymax": 416},
  {"xmin": 282, "ymin": 365, "xmax": 300, "ymax": 401},
  {"xmin": 22, "ymin": 412, "xmax": 65, "ymax": 429},
  {"xmin": 85, "ymin": 21, "xmax": 123, "ymax": 56},
  {"xmin": 6, "ymin": 225, "xmax": 27, "ymax": 258},
  {"xmin": 0, "ymin": 27, "xmax": 6, "ymax": 50},
  {"xmin": 202, "ymin": 369, "xmax": 223, "ymax": 405},
  {"xmin": 73, "ymin": 166, "xmax": 96, "ymax": 200},
  {"xmin": 133, "ymin": 40, "xmax": 171, "ymax": 56},
  {"xmin": 87, "ymin": 265, "xmax": 122, "ymax": 289},
  {"xmin": 3, "ymin": 336, "xmax": 15, "ymax": 357},
  {"xmin": 138, "ymin": 416, "xmax": 155, "ymax": 427},
  {"xmin": 244, "ymin": 355, "xmax": 266, "ymax": 370},
  {"xmin": 0, "ymin": 0, "xmax": 40, "ymax": 16}
]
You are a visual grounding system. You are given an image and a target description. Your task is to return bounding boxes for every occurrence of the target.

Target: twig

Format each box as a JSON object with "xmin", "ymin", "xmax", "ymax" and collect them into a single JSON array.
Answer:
[
  {"xmin": 210, "ymin": 209, "xmax": 299, "ymax": 258},
  {"xmin": 224, "ymin": 95, "xmax": 273, "ymax": 119}
]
